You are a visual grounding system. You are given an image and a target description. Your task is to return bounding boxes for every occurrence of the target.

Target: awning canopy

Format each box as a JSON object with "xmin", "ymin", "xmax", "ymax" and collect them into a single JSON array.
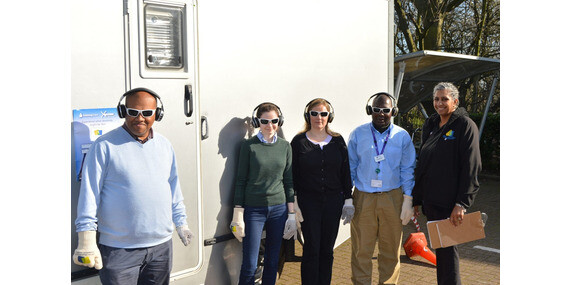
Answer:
[{"xmin": 394, "ymin": 50, "xmax": 500, "ymax": 114}]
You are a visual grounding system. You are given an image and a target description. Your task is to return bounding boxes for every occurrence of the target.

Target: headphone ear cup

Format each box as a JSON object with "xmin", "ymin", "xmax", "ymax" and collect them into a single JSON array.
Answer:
[
  {"xmin": 392, "ymin": 107, "xmax": 399, "ymax": 117},
  {"xmin": 304, "ymin": 113, "xmax": 310, "ymax": 124},
  {"xmin": 328, "ymin": 112, "xmax": 334, "ymax": 123},
  {"xmin": 278, "ymin": 115, "xmax": 284, "ymax": 127},
  {"xmin": 366, "ymin": 105, "xmax": 372, "ymax": 115},
  {"xmin": 118, "ymin": 104, "xmax": 126, "ymax": 118},
  {"xmin": 251, "ymin": 116, "xmax": 259, "ymax": 128},
  {"xmin": 155, "ymin": 107, "xmax": 164, "ymax": 121}
]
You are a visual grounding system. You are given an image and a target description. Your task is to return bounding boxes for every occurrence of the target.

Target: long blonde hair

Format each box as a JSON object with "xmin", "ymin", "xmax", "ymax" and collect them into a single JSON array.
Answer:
[{"xmin": 299, "ymin": 98, "xmax": 340, "ymax": 137}]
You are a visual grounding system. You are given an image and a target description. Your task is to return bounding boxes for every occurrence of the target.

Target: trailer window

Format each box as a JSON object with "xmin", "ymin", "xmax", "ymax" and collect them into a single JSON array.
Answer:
[{"xmin": 144, "ymin": 4, "xmax": 184, "ymax": 69}]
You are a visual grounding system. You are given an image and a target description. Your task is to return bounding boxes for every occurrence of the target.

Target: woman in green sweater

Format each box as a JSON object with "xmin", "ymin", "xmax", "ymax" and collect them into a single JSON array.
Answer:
[{"xmin": 230, "ymin": 102, "xmax": 296, "ymax": 285}]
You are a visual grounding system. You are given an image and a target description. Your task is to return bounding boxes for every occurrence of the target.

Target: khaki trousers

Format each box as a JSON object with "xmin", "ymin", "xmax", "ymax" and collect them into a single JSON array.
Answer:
[{"xmin": 351, "ymin": 188, "xmax": 403, "ymax": 285}]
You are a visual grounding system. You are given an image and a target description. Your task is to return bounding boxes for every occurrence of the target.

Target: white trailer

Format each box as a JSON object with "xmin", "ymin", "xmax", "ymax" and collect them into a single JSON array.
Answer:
[{"xmin": 71, "ymin": 0, "xmax": 394, "ymax": 284}]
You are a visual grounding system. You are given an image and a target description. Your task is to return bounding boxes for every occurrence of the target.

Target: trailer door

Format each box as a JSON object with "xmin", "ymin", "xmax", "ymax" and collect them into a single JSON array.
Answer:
[{"xmin": 126, "ymin": 0, "xmax": 201, "ymax": 278}]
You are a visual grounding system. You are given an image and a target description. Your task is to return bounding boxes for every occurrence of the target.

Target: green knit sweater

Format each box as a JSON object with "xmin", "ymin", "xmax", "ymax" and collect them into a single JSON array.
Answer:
[{"xmin": 233, "ymin": 136, "xmax": 295, "ymax": 207}]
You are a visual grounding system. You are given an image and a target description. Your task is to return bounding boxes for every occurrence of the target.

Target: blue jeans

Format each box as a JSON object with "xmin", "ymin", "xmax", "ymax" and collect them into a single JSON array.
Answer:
[
  {"xmin": 99, "ymin": 239, "xmax": 172, "ymax": 285},
  {"xmin": 239, "ymin": 203, "xmax": 287, "ymax": 285}
]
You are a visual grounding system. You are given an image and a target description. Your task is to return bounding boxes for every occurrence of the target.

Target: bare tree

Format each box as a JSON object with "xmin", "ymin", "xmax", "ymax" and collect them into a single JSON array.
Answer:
[
  {"xmin": 395, "ymin": 0, "xmax": 465, "ymax": 53},
  {"xmin": 395, "ymin": 0, "xmax": 500, "ymax": 114}
]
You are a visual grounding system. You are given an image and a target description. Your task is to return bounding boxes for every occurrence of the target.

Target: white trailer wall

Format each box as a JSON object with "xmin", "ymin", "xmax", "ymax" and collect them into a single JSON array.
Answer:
[{"xmin": 71, "ymin": 0, "xmax": 393, "ymax": 284}]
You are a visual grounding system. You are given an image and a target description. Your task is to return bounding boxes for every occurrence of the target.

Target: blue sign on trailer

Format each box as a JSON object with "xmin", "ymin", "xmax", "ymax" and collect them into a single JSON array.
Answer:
[{"xmin": 72, "ymin": 108, "xmax": 122, "ymax": 181}]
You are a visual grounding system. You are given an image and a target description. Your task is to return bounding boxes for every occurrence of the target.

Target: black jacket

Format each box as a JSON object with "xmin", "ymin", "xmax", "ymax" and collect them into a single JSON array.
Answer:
[
  {"xmin": 291, "ymin": 133, "xmax": 353, "ymax": 199},
  {"xmin": 412, "ymin": 108, "xmax": 481, "ymax": 209}
]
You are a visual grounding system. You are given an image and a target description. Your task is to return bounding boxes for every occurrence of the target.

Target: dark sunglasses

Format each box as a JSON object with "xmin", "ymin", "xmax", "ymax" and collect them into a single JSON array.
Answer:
[
  {"xmin": 259, "ymin": 118, "xmax": 280, "ymax": 125},
  {"xmin": 126, "ymin": 108, "xmax": 156, "ymax": 118},
  {"xmin": 371, "ymin": 107, "xmax": 392, "ymax": 114},
  {"xmin": 309, "ymin": 111, "xmax": 329, "ymax": 117}
]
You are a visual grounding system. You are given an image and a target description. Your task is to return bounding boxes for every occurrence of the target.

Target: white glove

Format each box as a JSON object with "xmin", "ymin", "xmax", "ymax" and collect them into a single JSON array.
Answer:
[
  {"xmin": 230, "ymin": 207, "xmax": 245, "ymax": 242},
  {"xmin": 176, "ymin": 224, "xmax": 194, "ymax": 246},
  {"xmin": 283, "ymin": 213, "xmax": 297, "ymax": 240},
  {"xmin": 73, "ymin": 231, "xmax": 103, "ymax": 270},
  {"xmin": 400, "ymin": 195, "xmax": 414, "ymax": 225},
  {"xmin": 294, "ymin": 196, "xmax": 304, "ymax": 229},
  {"xmin": 341, "ymin": 198, "xmax": 355, "ymax": 225}
]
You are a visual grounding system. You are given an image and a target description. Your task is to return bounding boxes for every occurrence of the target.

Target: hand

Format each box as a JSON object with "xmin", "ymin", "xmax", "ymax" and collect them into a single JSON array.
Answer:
[
  {"xmin": 341, "ymin": 198, "xmax": 355, "ymax": 225},
  {"xmin": 230, "ymin": 207, "xmax": 245, "ymax": 242},
  {"xmin": 73, "ymin": 231, "xmax": 103, "ymax": 270},
  {"xmin": 400, "ymin": 195, "xmax": 414, "ymax": 225},
  {"xmin": 283, "ymin": 213, "xmax": 297, "ymax": 240},
  {"xmin": 413, "ymin": 205, "xmax": 421, "ymax": 218},
  {"xmin": 294, "ymin": 196, "xmax": 304, "ymax": 229},
  {"xmin": 176, "ymin": 225, "xmax": 194, "ymax": 246},
  {"xmin": 449, "ymin": 204, "xmax": 466, "ymax": 227}
]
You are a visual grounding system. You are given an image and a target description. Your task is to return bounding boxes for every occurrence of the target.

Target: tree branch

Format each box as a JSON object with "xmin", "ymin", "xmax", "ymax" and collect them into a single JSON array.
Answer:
[{"xmin": 395, "ymin": 0, "xmax": 418, "ymax": 52}]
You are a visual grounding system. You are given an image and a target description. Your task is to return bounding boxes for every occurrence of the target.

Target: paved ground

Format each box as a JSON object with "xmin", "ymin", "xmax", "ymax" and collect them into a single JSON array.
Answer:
[{"xmin": 277, "ymin": 176, "xmax": 500, "ymax": 284}]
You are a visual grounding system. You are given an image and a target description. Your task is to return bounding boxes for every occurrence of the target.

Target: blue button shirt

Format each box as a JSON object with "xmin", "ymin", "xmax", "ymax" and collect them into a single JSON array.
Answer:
[
  {"xmin": 257, "ymin": 131, "xmax": 277, "ymax": 144},
  {"xmin": 348, "ymin": 122, "xmax": 415, "ymax": 195}
]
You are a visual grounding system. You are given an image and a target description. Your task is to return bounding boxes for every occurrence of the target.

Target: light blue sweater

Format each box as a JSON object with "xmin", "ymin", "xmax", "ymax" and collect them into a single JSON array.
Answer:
[{"xmin": 75, "ymin": 126, "xmax": 187, "ymax": 248}]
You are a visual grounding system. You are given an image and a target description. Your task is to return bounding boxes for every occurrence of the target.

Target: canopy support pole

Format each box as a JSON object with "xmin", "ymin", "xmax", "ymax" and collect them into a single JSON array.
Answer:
[
  {"xmin": 394, "ymin": 61, "xmax": 406, "ymax": 102},
  {"xmin": 417, "ymin": 102, "xmax": 429, "ymax": 119},
  {"xmin": 479, "ymin": 72, "xmax": 499, "ymax": 141}
]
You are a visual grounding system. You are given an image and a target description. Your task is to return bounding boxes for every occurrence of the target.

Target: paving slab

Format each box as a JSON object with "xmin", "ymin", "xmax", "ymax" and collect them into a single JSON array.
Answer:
[{"xmin": 277, "ymin": 177, "xmax": 500, "ymax": 284}]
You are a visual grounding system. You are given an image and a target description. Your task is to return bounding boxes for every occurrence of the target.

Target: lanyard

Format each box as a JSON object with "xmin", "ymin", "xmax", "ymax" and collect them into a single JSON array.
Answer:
[{"xmin": 371, "ymin": 124, "xmax": 390, "ymax": 174}]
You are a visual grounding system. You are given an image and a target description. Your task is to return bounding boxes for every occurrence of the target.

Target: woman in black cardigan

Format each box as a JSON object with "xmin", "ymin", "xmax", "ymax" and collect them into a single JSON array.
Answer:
[
  {"xmin": 290, "ymin": 98, "xmax": 353, "ymax": 285},
  {"xmin": 412, "ymin": 82, "xmax": 482, "ymax": 285}
]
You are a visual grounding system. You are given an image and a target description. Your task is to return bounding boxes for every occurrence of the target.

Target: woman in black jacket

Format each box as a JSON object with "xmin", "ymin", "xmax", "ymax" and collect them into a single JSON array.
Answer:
[
  {"xmin": 291, "ymin": 98, "xmax": 353, "ymax": 285},
  {"xmin": 412, "ymin": 82, "xmax": 481, "ymax": 285}
]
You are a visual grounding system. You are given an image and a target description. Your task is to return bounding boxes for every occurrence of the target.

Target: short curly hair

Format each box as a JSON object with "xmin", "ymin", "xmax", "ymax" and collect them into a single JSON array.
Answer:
[{"xmin": 433, "ymin": 82, "xmax": 459, "ymax": 101}]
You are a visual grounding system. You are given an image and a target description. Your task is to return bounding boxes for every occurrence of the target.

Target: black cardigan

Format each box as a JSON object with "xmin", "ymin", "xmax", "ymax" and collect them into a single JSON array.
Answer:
[
  {"xmin": 412, "ymin": 108, "xmax": 481, "ymax": 209},
  {"xmin": 290, "ymin": 133, "xmax": 353, "ymax": 199}
]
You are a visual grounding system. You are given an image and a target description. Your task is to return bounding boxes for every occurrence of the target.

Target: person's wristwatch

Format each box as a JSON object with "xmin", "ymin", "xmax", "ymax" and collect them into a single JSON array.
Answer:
[{"xmin": 455, "ymin": 203, "xmax": 466, "ymax": 211}]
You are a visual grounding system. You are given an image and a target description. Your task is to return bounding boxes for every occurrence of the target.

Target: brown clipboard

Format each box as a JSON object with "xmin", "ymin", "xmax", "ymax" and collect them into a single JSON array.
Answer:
[{"xmin": 426, "ymin": 211, "xmax": 486, "ymax": 249}]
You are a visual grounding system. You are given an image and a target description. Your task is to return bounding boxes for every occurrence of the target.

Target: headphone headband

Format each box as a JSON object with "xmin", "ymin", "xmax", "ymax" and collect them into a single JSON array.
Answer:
[
  {"xmin": 304, "ymin": 98, "xmax": 335, "ymax": 123},
  {"xmin": 251, "ymin": 102, "xmax": 284, "ymax": 128},
  {"xmin": 117, "ymin": 87, "xmax": 164, "ymax": 121}
]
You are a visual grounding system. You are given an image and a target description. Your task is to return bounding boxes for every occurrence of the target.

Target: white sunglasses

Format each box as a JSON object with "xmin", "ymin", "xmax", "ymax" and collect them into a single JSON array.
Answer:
[
  {"xmin": 126, "ymin": 108, "xmax": 156, "ymax": 118},
  {"xmin": 259, "ymin": 118, "xmax": 280, "ymax": 125},
  {"xmin": 309, "ymin": 111, "xmax": 330, "ymax": 117},
  {"xmin": 371, "ymin": 107, "xmax": 391, "ymax": 114}
]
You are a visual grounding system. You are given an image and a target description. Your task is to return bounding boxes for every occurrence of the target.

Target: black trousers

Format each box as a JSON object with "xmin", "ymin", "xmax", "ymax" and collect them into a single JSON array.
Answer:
[
  {"xmin": 298, "ymin": 191, "xmax": 344, "ymax": 285},
  {"xmin": 423, "ymin": 203, "xmax": 462, "ymax": 285}
]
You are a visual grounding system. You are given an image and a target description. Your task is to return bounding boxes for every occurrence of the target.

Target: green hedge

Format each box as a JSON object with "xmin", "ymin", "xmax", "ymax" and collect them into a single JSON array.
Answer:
[
  {"xmin": 399, "ymin": 111, "xmax": 500, "ymax": 175},
  {"xmin": 469, "ymin": 113, "xmax": 500, "ymax": 175}
]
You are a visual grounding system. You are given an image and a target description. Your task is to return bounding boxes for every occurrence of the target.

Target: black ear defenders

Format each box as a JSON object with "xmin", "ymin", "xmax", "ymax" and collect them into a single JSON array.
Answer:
[
  {"xmin": 251, "ymin": 102, "xmax": 284, "ymax": 128},
  {"xmin": 117, "ymin": 87, "xmax": 164, "ymax": 121},
  {"xmin": 365, "ymin": 92, "xmax": 398, "ymax": 116},
  {"xmin": 304, "ymin": 98, "xmax": 335, "ymax": 124}
]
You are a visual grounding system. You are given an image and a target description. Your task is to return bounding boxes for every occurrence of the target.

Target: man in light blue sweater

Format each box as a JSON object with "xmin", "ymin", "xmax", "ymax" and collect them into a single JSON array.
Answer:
[{"xmin": 73, "ymin": 88, "xmax": 193, "ymax": 285}]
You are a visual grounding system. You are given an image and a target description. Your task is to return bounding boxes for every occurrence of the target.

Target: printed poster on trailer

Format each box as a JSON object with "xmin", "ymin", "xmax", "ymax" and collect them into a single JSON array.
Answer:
[{"xmin": 72, "ymin": 108, "xmax": 123, "ymax": 181}]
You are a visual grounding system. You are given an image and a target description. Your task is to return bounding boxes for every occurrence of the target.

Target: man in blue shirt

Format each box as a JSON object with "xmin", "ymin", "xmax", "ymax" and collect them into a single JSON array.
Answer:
[
  {"xmin": 348, "ymin": 92, "xmax": 415, "ymax": 285},
  {"xmin": 73, "ymin": 88, "xmax": 194, "ymax": 285}
]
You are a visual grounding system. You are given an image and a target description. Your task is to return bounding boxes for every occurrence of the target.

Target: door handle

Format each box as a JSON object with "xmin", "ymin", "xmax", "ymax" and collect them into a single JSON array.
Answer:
[
  {"xmin": 184, "ymin": 84, "xmax": 193, "ymax": 117},
  {"xmin": 201, "ymin": 116, "xmax": 209, "ymax": 140}
]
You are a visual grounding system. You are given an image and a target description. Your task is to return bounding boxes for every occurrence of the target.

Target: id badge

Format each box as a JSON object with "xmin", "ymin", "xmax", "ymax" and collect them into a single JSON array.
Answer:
[
  {"xmin": 371, "ymin": 179, "xmax": 383, "ymax": 188},
  {"xmin": 374, "ymin": 154, "xmax": 385, "ymax": 162}
]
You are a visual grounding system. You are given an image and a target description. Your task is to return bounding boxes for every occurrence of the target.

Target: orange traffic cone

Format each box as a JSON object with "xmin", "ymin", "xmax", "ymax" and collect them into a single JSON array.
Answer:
[
  {"xmin": 405, "ymin": 216, "xmax": 436, "ymax": 266},
  {"xmin": 403, "ymin": 232, "xmax": 437, "ymax": 266}
]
